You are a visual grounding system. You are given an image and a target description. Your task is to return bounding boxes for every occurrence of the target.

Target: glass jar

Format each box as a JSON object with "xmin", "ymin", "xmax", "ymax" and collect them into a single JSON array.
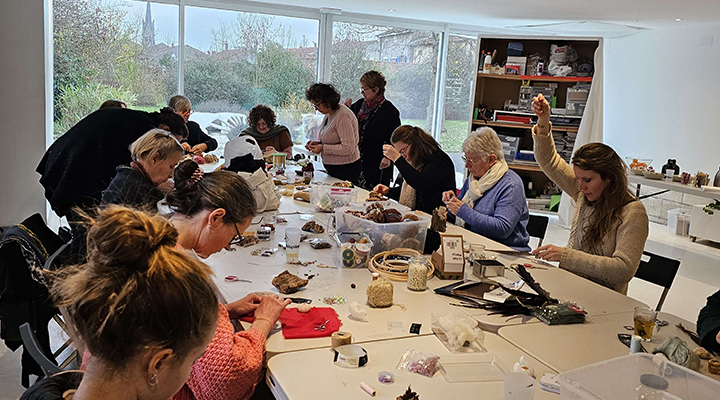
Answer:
[
  {"xmin": 407, "ymin": 255, "xmax": 429, "ymax": 291},
  {"xmin": 367, "ymin": 273, "xmax": 393, "ymax": 307},
  {"xmin": 635, "ymin": 374, "xmax": 669, "ymax": 400},
  {"xmin": 468, "ymin": 244, "xmax": 486, "ymax": 262}
]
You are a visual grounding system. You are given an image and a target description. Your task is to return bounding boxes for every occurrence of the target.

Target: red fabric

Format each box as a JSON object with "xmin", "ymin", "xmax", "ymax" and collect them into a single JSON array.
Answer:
[{"xmin": 239, "ymin": 307, "xmax": 342, "ymax": 339}]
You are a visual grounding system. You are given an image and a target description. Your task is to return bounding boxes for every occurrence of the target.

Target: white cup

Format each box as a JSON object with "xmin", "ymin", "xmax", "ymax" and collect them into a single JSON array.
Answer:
[
  {"xmin": 285, "ymin": 228, "xmax": 301, "ymax": 260},
  {"xmin": 504, "ymin": 372, "xmax": 536, "ymax": 400}
]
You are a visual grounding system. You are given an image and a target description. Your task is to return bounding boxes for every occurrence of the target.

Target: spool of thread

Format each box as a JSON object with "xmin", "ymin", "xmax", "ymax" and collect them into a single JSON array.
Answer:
[
  {"xmin": 331, "ymin": 331, "xmax": 352, "ymax": 349},
  {"xmin": 630, "ymin": 335, "xmax": 643, "ymax": 354}
]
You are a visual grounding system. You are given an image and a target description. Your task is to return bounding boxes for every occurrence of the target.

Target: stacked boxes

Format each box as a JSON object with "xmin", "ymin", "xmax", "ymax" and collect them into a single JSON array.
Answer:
[
  {"xmin": 496, "ymin": 134, "xmax": 520, "ymax": 163},
  {"xmin": 553, "ymin": 131, "xmax": 576, "ymax": 163}
]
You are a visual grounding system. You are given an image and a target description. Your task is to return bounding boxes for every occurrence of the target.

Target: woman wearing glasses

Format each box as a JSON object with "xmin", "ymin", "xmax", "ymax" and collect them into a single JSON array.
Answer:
[
  {"xmin": 304, "ymin": 83, "xmax": 361, "ymax": 184},
  {"xmin": 442, "ymin": 128, "xmax": 530, "ymax": 251},
  {"xmin": 344, "ymin": 71, "xmax": 401, "ymax": 190},
  {"xmin": 169, "ymin": 95, "xmax": 218, "ymax": 155},
  {"xmin": 373, "ymin": 125, "xmax": 456, "ymax": 215},
  {"xmin": 166, "ymin": 159, "xmax": 290, "ymax": 400}
]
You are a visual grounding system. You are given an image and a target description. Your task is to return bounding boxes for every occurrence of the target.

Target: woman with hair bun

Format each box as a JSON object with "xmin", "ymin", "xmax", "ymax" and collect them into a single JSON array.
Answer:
[
  {"xmin": 165, "ymin": 159, "xmax": 291, "ymax": 400},
  {"xmin": 530, "ymin": 94, "xmax": 648, "ymax": 294},
  {"xmin": 20, "ymin": 205, "xmax": 219, "ymax": 400}
]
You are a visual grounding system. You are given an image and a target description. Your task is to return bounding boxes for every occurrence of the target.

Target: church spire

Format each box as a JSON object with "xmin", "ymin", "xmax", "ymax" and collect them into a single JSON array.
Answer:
[{"xmin": 142, "ymin": 1, "xmax": 155, "ymax": 47}]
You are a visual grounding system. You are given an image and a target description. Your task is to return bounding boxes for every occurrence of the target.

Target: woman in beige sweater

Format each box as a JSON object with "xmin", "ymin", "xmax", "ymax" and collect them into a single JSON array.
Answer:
[{"xmin": 530, "ymin": 94, "xmax": 648, "ymax": 294}]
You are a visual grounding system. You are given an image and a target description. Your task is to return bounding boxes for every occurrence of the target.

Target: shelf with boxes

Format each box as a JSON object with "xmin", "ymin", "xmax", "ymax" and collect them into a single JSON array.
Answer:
[{"xmin": 471, "ymin": 36, "xmax": 599, "ymax": 210}]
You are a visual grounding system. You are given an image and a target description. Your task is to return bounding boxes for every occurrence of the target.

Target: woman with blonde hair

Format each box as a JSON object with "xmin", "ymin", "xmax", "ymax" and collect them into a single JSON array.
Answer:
[
  {"xmin": 344, "ymin": 70, "xmax": 401, "ymax": 189},
  {"xmin": 102, "ymin": 129, "xmax": 183, "ymax": 207},
  {"xmin": 530, "ymin": 94, "xmax": 648, "ymax": 293},
  {"xmin": 374, "ymin": 125, "xmax": 456, "ymax": 215},
  {"xmin": 20, "ymin": 206, "xmax": 219, "ymax": 400},
  {"xmin": 169, "ymin": 95, "xmax": 218, "ymax": 155},
  {"xmin": 442, "ymin": 127, "xmax": 530, "ymax": 251}
]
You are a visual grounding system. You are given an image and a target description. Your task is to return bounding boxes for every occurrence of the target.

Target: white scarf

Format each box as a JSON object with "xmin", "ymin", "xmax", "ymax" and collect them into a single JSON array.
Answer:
[{"xmin": 456, "ymin": 160, "xmax": 509, "ymax": 227}]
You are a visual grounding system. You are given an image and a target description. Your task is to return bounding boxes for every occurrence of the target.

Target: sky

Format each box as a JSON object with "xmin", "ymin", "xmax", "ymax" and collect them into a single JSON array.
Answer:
[{"xmin": 123, "ymin": 1, "xmax": 320, "ymax": 51}]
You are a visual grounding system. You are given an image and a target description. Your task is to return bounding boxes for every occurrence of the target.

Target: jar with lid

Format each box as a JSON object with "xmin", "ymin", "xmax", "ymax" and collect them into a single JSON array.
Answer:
[
  {"xmin": 468, "ymin": 244, "xmax": 486, "ymax": 263},
  {"xmin": 407, "ymin": 255, "xmax": 429, "ymax": 291},
  {"xmin": 367, "ymin": 273, "xmax": 393, "ymax": 307},
  {"xmin": 635, "ymin": 374, "xmax": 669, "ymax": 400}
]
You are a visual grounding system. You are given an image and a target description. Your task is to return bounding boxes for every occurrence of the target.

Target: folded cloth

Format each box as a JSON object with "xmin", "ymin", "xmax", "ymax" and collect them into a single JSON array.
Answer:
[{"xmin": 238, "ymin": 307, "xmax": 342, "ymax": 339}]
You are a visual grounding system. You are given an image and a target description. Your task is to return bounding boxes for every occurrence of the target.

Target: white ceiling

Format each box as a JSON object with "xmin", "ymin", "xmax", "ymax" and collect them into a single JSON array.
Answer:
[{"xmin": 249, "ymin": 0, "xmax": 720, "ymax": 35}]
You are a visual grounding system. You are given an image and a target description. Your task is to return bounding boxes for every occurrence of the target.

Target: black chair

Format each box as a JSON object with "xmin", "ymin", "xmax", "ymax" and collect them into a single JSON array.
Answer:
[
  {"xmin": 633, "ymin": 251, "xmax": 681, "ymax": 311},
  {"xmin": 527, "ymin": 214, "xmax": 549, "ymax": 247},
  {"xmin": 19, "ymin": 323, "xmax": 62, "ymax": 378}
]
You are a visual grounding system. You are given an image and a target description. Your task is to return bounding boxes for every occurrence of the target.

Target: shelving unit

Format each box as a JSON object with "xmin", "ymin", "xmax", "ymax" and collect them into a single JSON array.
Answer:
[{"xmin": 470, "ymin": 36, "xmax": 600, "ymax": 212}]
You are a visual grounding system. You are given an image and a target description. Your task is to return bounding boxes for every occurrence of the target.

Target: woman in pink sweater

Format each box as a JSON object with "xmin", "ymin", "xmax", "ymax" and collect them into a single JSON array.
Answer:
[{"xmin": 166, "ymin": 159, "xmax": 291, "ymax": 400}]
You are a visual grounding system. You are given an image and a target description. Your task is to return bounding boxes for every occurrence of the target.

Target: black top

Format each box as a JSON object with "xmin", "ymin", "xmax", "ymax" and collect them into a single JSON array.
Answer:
[
  {"xmin": 388, "ymin": 149, "xmax": 457, "ymax": 215},
  {"xmin": 184, "ymin": 121, "xmax": 218, "ymax": 152},
  {"xmin": 36, "ymin": 108, "xmax": 160, "ymax": 217},
  {"xmin": 698, "ymin": 289, "xmax": 720, "ymax": 355},
  {"xmin": 20, "ymin": 371, "xmax": 83, "ymax": 400},
  {"xmin": 350, "ymin": 99, "xmax": 401, "ymax": 190},
  {"xmin": 101, "ymin": 166, "xmax": 164, "ymax": 209}
]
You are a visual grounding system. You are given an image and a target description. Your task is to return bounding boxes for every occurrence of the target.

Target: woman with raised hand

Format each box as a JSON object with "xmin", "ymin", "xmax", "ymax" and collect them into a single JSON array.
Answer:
[
  {"xmin": 442, "ymin": 127, "xmax": 530, "ymax": 251},
  {"xmin": 165, "ymin": 159, "xmax": 291, "ymax": 400},
  {"xmin": 20, "ymin": 205, "xmax": 219, "ymax": 400},
  {"xmin": 529, "ymin": 94, "xmax": 648, "ymax": 294}
]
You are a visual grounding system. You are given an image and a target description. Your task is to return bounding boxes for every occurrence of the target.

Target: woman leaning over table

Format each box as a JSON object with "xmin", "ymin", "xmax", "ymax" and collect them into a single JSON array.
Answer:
[
  {"xmin": 344, "ymin": 70, "xmax": 401, "ymax": 190},
  {"xmin": 165, "ymin": 159, "xmax": 291, "ymax": 400},
  {"xmin": 374, "ymin": 125, "xmax": 456, "ymax": 215},
  {"xmin": 305, "ymin": 83, "xmax": 361, "ymax": 184},
  {"xmin": 442, "ymin": 127, "xmax": 530, "ymax": 252},
  {"xmin": 21, "ymin": 206, "xmax": 219, "ymax": 400},
  {"xmin": 169, "ymin": 95, "xmax": 218, "ymax": 155},
  {"xmin": 530, "ymin": 94, "xmax": 648, "ymax": 294}
]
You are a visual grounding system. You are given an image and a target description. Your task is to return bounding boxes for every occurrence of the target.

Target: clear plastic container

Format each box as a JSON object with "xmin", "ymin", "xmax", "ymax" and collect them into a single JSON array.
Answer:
[
  {"xmin": 439, "ymin": 355, "xmax": 505, "ymax": 382},
  {"xmin": 667, "ymin": 208, "xmax": 690, "ymax": 237},
  {"xmin": 333, "ymin": 232, "xmax": 374, "ymax": 268},
  {"xmin": 310, "ymin": 185, "xmax": 359, "ymax": 212},
  {"xmin": 335, "ymin": 204, "xmax": 430, "ymax": 256},
  {"xmin": 557, "ymin": 353, "xmax": 720, "ymax": 400}
]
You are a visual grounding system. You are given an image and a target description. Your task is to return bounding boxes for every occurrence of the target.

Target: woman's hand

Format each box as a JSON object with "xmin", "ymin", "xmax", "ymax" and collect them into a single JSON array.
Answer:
[
  {"xmin": 343, "ymin": 98, "xmax": 352, "ymax": 108},
  {"xmin": 379, "ymin": 158, "xmax": 391, "ymax": 169},
  {"xmin": 373, "ymin": 184, "xmax": 390, "ymax": 196},
  {"xmin": 305, "ymin": 141, "xmax": 319, "ymax": 151},
  {"xmin": 531, "ymin": 244, "xmax": 564, "ymax": 262},
  {"xmin": 265, "ymin": 146, "xmax": 277, "ymax": 153},
  {"xmin": 225, "ymin": 293, "xmax": 262, "ymax": 319},
  {"xmin": 191, "ymin": 143, "xmax": 208, "ymax": 155},
  {"xmin": 181, "ymin": 142, "xmax": 192, "ymax": 152},
  {"xmin": 442, "ymin": 191, "xmax": 463, "ymax": 215},
  {"xmin": 308, "ymin": 144, "xmax": 323, "ymax": 154},
  {"xmin": 383, "ymin": 144, "xmax": 401, "ymax": 162},
  {"xmin": 531, "ymin": 94, "xmax": 551, "ymax": 127},
  {"xmin": 251, "ymin": 295, "xmax": 292, "ymax": 336}
]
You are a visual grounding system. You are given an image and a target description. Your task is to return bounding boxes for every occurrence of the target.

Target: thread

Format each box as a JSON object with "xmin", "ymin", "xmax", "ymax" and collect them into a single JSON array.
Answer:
[{"xmin": 331, "ymin": 331, "xmax": 352, "ymax": 349}]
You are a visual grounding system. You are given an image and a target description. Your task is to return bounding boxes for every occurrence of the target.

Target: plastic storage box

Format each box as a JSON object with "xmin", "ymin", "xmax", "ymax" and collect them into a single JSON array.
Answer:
[
  {"xmin": 334, "ymin": 204, "xmax": 430, "ymax": 255},
  {"xmin": 557, "ymin": 353, "xmax": 720, "ymax": 400},
  {"xmin": 333, "ymin": 232, "xmax": 374, "ymax": 268},
  {"xmin": 667, "ymin": 208, "xmax": 690, "ymax": 237},
  {"xmin": 496, "ymin": 134, "xmax": 520, "ymax": 163},
  {"xmin": 309, "ymin": 185, "xmax": 359, "ymax": 212}
]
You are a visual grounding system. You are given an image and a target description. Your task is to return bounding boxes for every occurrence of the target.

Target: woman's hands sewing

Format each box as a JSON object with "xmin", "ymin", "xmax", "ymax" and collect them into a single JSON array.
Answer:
[
  {"xmin": 373, "ymin": 184, "xmax": 390, "ymax": 196},
  {"xmin": 225, "ymin": 293, "xmax": 263, "ymax": 319},
  {"xmin": 382, "ymin": 144, "xmax": 401, "ymax": 162},
  {"xmin": 305, "ymin": 141, "xmax": 323, "ymax": 154},
  {"xmin": 531, "ymin": 244, "xmax": 565, "ymax": 262},
  {"xmin": 442, "ymin": 190, "xmax": 464, "ymax": 215}
]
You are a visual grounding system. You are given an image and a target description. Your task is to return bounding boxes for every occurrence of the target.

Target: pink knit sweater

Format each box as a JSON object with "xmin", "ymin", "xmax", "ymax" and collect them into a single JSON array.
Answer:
[{"xmin": 173, "ymin": 303, "xmax": 267, "ymax": 400}]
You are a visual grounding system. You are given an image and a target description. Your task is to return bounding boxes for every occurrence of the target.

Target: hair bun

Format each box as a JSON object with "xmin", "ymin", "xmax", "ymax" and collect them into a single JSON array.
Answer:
[
  {"xmin": 159, "ymin": 106, "xmax": 176, "ymax": 115},
  {"xmin": 87, "ymin": 206, "xmax": 178, "ymax": 273}
]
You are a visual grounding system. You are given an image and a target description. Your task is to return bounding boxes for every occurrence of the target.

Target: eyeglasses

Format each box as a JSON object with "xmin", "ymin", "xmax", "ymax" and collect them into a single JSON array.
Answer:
[
  {"xmin": 361, "ymin": 87, "xmax": 376, "ymax": 93},
  {"xmin": 229, "ymin": 223, "xmax": 242, "ymax": 246},
  {"xmin": 397, "ymin": 144, "xmax": 410, "ymax": 156},
  {"xmin": 311, "ymin": 102, "xmax": 322, "ymax": 110},
  {"xmin": 461, "ymin": 155, "xmax": 479, "ymax": 165}
]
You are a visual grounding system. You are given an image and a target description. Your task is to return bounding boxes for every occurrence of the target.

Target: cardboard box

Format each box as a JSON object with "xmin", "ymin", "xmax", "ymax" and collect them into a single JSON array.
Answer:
[{"xmin": 507, "ymin": 56, "xmax": 527, "ymax": 75}]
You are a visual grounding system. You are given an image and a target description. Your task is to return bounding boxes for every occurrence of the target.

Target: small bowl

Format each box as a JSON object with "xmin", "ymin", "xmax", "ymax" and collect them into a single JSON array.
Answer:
[
  {"xmin": 672, "ymin": 175, "xmax": 682, "ymax": 182},
  {"xmin": 643, "ymin": 171, "xmax": 664, "ymax": 180}
]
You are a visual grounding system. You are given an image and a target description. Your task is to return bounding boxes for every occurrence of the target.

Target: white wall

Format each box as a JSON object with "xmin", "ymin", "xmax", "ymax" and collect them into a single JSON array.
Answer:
[
  {"xmin": 0, "ymin": 0, "xmax": 48, "ymax": 227},
  {"xmin": 604, "ymin": 24, "xmax": 720, "ymax": 175}
]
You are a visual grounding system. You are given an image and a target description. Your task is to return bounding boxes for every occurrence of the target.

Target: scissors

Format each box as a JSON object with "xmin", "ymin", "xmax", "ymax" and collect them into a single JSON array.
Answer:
[
  {"xmin": 224, "ymin": 275, "xmax": 252, "ymax": 283},
  {"xmin": 314, "ymin": 319, "xmax": 330, "ymax": 331}
]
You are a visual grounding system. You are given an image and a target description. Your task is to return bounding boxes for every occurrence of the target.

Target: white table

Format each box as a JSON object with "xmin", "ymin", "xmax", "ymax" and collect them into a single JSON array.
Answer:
[
  {"xmin": 627, "ymin": 174, "xmax": 720, "ymax": 200},
  {"xmin": 499, "ymin": 311, "xmax": 720, "ymax": 381},
  {"xmin": 267, "ymin": 333, "xmax": 559, "ymax": 400}
]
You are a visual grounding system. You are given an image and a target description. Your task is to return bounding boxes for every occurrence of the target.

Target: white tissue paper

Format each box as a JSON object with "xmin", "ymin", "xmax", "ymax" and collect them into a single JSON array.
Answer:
[{"xmin": 349, "ymin": 301, "xmax": 368, "ymax": 321}]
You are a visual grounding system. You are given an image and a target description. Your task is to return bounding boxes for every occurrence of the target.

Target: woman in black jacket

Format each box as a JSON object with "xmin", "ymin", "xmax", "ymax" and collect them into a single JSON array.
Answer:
[
  {"xmin": 169, "ymin": 95, "xmax": 218, "ymax": 154},
  {"xmin": 373, "ymin": 125, "xmax": 456, "ymax": 215},
  {"xmin": 345, "ymin": 71, "xmax": 401, "ymax": 190},
  {"xmin": 698, "ymin": 289, "xmax": 720, "ymax": 355}
]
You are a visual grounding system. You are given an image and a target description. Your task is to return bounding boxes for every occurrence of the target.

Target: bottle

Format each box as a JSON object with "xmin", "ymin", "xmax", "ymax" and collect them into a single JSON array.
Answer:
[
  {"xmin": 483, "ymin": 52, "xmax": 492, "ymax": 74},
  {"xmin": 714, "ymin": 166, "xmax": 720, "ymax": 187},
  {"xmin": 479, "ymin": 51, "xmax": 485, "ymax": 72},
  {"xmin": 407, "ymin": 255, "xmax": 429, "ymax": 291}
]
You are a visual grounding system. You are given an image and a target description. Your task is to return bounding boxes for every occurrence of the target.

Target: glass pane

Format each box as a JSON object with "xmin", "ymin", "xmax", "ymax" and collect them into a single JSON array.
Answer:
[
  {"xmin": 184, "ymin": 6, "xmax": 319, "ymax": 152},
  {"xmin": 441, "ymin": 34, "xmax": 478, "ymax": 186},
  {"xmin": 53, "ymin": 0, "xmax": 178, "ymax": 139},
  {"xmin": 331, "ymin": 22, "xmax": 440, "ymax": 134}
]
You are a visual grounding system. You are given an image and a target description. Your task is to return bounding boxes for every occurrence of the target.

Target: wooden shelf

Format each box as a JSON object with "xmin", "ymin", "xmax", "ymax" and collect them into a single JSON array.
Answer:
[
  {"xmin": 472, "ymin": 120, "xmax": 579, "ymax": 132},
  {"xmin": 508, "ymin": 163, "xmax": 542, "ymax": 172},
  {"xmin": 477, "ymin": 73, "xmax": 592, "ymax": 83}
]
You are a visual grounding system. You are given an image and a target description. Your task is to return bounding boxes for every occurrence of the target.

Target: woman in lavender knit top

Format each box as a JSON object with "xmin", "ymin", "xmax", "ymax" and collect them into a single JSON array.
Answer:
[{"xmin": 443, "ymin": 128, "xmax": 530, "ymax": 251}]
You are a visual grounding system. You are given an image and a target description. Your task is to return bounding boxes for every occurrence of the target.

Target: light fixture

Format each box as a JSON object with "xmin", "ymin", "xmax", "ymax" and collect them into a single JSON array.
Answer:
[
  {"xmin": 675, "ymin": 18, "xmax": 682, "ymax": 21},
  {"xmin": 388, "ymin": 9, "xmax": 395, "ymax": 13}
]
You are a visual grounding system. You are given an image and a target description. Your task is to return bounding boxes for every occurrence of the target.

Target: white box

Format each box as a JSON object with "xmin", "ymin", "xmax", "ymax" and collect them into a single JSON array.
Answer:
[
  {"xmin": 557, "ymin": 353, "xmax": 720, "ymax": 400},
  {"xmin": 507, "ymin": 56, "xmax": 527, "ymax": 75},
  {"xmin": 667, "ymin": 208, "xmax": 690, "ymax": 236},
  {"xmin": 689, "ymin": 204, "xmax": 720, "ymax": 243}
]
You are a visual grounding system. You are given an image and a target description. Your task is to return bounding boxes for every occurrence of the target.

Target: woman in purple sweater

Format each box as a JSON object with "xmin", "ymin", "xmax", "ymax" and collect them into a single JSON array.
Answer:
[{"xmin": 443, "ymin": 127, "xmax": 530, "ymax": 251}]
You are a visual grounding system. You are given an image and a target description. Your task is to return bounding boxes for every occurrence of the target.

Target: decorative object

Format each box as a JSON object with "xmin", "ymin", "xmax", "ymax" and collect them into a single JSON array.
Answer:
[
  {"xmin": 369, "ymin": 249, "xmax": 436, "ymax": 281},
  {"xmin": 661, "ymin": 159, "xmax": 680, "ymax": 175},
  {"xmin": 431, "ymin": 206, "xmax": 448, "ymax": 232},
  {"xmin": 272, "ymin": 270, "xmax": 309, "ymax": 294},
  {"xmin": 367, "ymin": 273, "xmax": 394, "ymax": 308}
]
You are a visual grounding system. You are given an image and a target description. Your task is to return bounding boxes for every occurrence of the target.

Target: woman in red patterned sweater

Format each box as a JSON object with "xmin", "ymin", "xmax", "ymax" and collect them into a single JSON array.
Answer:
[{"xmin": 166, "ymin": 159, "xmax": 291, "ymax": 400}]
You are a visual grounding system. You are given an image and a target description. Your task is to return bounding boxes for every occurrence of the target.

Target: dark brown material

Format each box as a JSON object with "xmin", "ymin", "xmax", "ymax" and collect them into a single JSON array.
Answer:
[
  {"xmin": 431, "ymin": 207, "xmax": 448, "ymax": 233},
  {"xmin": 272, "ymin": 270, "xmax": 309, "ymax": 294}
]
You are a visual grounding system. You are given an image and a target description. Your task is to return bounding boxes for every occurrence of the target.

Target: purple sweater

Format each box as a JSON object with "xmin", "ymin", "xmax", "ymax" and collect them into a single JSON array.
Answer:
[{"xmin": 456, "ymin": 170, "xmax": 530, "ymax": 251}]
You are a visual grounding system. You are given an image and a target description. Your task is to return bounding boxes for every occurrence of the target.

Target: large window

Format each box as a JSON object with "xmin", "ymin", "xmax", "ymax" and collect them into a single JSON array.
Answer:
[
  {"xmin": 331, "ymin": 22, "xmax": 440, "ymax": 134},
  {"xmin": 53, "ymin": 0, "xmax": 178, "ymax": 138},
  {"xmin": 184, "ymin": 7, "xmax": 319, "ymax": 150}
]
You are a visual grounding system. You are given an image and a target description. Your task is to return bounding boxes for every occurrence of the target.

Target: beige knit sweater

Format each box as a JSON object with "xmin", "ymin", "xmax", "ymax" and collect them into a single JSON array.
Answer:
[{"xmin": 532, "ymin": 125, "xmax": 649, "ymax": 294}]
